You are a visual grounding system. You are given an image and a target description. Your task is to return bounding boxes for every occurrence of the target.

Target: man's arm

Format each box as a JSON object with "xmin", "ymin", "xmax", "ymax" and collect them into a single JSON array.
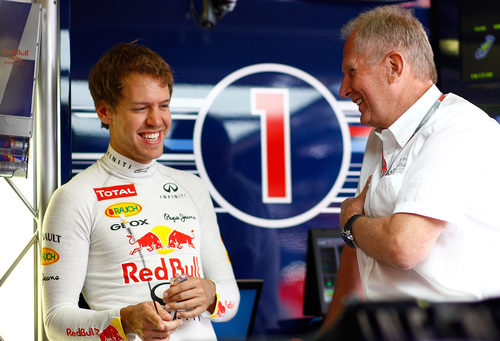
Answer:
[
  {"xmin": 341, "ymin": 178, "xmax": 446, "ymax": 270},
  {"xmin": 320, "ymin": 247, "xmax": 364, "ymax": 333},
  {"xmin": 349, "ymin": 213, "xmax": 445, "ymax": 269}
]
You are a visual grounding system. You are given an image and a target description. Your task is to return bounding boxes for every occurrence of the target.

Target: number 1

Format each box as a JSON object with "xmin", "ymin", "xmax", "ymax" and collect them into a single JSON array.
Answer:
[{"xmin": 251, "ymin": 88, "xmax": 291, "ymax": 203}]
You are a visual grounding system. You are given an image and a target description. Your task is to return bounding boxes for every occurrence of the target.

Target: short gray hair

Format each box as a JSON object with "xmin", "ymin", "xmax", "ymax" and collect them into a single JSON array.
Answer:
[{"xmin": 341, "ymin": 5, "xmax": 437, "ymax": 83}]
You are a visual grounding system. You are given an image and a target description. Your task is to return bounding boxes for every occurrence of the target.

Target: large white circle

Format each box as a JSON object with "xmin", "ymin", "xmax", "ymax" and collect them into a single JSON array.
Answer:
[{"xmin": 193, "ymin": 63, "xmax": 351, "ymax": 228}]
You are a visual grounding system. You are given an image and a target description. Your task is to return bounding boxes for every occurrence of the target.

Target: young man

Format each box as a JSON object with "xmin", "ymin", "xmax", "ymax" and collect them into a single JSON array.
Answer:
[
  {"xmin": 322, "ymin": 4, "xmax": 500, "ymax": 332},
  {"xmin": 42, "ymin": 43, "xmax": 239, "ymax": 340}
]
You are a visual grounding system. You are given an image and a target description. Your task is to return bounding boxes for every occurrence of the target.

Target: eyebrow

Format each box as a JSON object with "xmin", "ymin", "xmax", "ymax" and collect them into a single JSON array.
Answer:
[{"xmin": 131, "ymin": 98, "xmax": 171, "ymax": 106}]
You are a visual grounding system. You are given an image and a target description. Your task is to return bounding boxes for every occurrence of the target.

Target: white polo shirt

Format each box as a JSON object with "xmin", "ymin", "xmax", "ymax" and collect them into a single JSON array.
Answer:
[{"xmin": 356, "ymin": 85, "xmax": 500, "ymax": 302}]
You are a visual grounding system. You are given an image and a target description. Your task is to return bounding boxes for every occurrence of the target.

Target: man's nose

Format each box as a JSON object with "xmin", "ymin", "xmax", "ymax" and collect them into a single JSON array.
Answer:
[
  {"xmin": 146, "ymin": 107, "xmax": 163, "ymax": 126},
  {"xmin": 339, "ymin": 78, "xmax": 351, "ymax": 99}
]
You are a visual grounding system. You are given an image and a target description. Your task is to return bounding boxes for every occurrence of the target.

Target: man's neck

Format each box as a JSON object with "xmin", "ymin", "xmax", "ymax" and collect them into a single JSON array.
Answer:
[{"xmin": 385, "ymin": 79, "xmax": 434, "ymax": 128}]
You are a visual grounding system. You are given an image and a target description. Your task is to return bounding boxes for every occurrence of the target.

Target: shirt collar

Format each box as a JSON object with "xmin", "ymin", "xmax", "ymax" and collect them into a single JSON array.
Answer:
[
  {"xmin": 101, "ymin": 145, "xmax": 157, "ymax": 178},
  {"xmin": 385, "ymin": 84, "xmax": 442, "ymax": 148}
]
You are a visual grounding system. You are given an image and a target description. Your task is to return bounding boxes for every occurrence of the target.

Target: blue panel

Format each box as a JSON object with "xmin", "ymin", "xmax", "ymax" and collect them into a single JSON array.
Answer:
[{"xmin": 65, "ymin": 0, "xmax": 430, "ymax": 337}]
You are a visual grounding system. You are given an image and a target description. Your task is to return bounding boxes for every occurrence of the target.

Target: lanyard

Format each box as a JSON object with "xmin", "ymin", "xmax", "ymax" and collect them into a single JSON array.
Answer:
[{"xmin": 381, "ymin": 93, "xmax": 445, "ymax": 177}]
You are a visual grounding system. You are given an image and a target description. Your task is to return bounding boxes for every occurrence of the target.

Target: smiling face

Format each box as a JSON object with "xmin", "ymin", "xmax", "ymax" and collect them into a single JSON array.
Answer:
[
  {"xmin": 340, "ymin": 33, "xmax": 394, "ymax": 129},
  {"xmin": 97, "ymin": 72, "xmax": 172, "ymax": 164}
]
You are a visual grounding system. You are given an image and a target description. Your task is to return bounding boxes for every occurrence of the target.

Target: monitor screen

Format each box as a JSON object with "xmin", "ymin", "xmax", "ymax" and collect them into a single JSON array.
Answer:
[
  {"xmin": 304, "ymin": 228, "xmax": 344, "ymax": 316},
  {"xmin": 213, "ymin": 279, "xmax": 263, "ymax": 340},
  {"xmin": 459, "ymin": 0, "xmax": 500, "ymax": 83}
]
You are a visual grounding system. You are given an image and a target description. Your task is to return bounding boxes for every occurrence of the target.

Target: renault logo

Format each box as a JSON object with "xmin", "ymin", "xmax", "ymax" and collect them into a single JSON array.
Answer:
[{"xmin": 163, "ymin": 183, "xmax": 178, "ymax": 193}]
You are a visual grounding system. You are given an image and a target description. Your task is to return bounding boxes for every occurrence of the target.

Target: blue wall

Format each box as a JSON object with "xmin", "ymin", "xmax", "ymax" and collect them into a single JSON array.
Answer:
[{"xmin": 62, "ymin": 0, "xmax": 429, "ymax": 337}]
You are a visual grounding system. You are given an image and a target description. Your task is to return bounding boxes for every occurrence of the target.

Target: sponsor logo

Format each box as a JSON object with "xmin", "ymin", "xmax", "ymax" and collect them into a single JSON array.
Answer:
[
  {"xmin": 225, "ymin": 300, "xmax": 235, "ymax": 310},
  {"xmin": 159, "ymin": 192, "xmax": 187, "ymax": 200},
  {"xmin": 122, "ymin": 256, "xmax": 201, "ymax": 284},
  {"xmin": 126, "ymin": 226, "xmax": 195, "ymax": 256},
  {"xmin": 41, "ymin": 247, "xmax": 60, "ymax": 265},
  {"xmin": 164, "ymin": 213, "xmax": 197, "ymax": 224},
  {"xmin": 105, "ymin": 151, "xmax": 133, "ymax": 170},
  {"xmin": 110, "ymin": 218, "xmax": 148, "ymax": 231},
  {"xmin": 43, "ymin": 233, "xmax": 62, "ymax": 243},
  {"xmin": 4, "ymin": 55, "xmax": 25, "ymax": 66},
  {"xmin": 163, "ymin": 183, "xmax": 178, "ymax": 193},
  {"xmin": 99, "ymin": 324, "xmax": 124, "ymax": 341},
  {"xmin": 94, "ymin": 184, "xmax": 137, "ymax": 201},
  {"xmin": 216, "ymin": 301, "xmax": 226, "ymax": 317},
  {"xmin": 135, "ymin": 165, "xmax": 153, "ymax": 173},
  {"xmin": 42, "ymin": 273, "xmax": 60, "ymax": 282},
  {"xmin": 105, "ymin": 202, "xmax": 142, "ymax": 218},
  {"xmin": 66, "ymin": 328, "xmax": 100, "ymax": 337},
  {"xmin": 3, "ymin": 48, "xmax": 29, "ymax": 57}
]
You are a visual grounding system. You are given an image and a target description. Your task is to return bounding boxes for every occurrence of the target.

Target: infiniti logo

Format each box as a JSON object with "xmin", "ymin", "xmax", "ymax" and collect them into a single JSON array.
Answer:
[{"xmin": 163, "ymin": 183, "xmax": 179, "ymax": 193}]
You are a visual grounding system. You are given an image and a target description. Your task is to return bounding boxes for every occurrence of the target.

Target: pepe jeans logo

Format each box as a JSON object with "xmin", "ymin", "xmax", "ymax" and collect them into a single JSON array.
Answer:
[{"xmin": 163, "ymin": 183, "xmax": 178, "ymax": 193}]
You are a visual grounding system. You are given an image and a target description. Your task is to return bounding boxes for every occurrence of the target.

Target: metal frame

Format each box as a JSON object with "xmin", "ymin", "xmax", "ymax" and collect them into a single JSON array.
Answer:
[{"xmin": 0, "ymin": 0, "xmax": 60, "ymax": 340}]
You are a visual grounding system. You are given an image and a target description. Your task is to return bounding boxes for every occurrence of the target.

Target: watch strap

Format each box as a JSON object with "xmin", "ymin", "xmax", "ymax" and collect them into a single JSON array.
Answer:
[{"xmin": 341, "ymin": 214, "xmax": 363, "ymax": 248}]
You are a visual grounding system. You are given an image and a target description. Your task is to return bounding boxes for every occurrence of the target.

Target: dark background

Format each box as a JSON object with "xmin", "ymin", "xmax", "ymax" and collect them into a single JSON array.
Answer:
[{"xmin": 60, "ymin": 0, "xmax": 500, "ymax": 338}]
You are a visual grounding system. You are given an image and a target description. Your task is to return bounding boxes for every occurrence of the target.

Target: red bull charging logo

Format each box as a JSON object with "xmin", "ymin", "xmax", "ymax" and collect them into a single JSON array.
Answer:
[{"xmin": 127, "ymin": 225, "xmax": 195, "ymax": 256}]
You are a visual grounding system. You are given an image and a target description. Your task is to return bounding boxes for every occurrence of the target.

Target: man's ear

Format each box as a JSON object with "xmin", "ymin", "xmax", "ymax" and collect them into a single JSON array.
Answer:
[
  {"xmin": 96, "ymin": 102, "xmax": 113, "ymax": 126},
  {"xmin": 387, "ymin": 52, "xmax": 404, "ymax": 83}
]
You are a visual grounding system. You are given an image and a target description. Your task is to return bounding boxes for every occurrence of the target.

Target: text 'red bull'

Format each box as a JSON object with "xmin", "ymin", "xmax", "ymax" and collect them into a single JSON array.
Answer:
[
  {"xmin": 122, "ymin": 256, "xmax": 201, "ymax": 284},
  {"xmin": 66, "ymin": 328, "xmax": 100, "ymax": 337}
]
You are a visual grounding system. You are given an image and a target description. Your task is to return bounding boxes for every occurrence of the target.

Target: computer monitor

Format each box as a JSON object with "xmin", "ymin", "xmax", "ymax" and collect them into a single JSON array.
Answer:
[
  {"xmin": 303, "ymin": 228, "xmax": 344, "ymax": 316},
  {"xmin": 213, "ymin": 279, "xmax": 263, "ymax": 340}
]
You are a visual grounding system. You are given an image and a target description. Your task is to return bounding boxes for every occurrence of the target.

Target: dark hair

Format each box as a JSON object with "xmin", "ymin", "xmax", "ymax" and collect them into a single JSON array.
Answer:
[{"xmin": 88, "ymin": 43, "xmax": 174, "ymax": 129}]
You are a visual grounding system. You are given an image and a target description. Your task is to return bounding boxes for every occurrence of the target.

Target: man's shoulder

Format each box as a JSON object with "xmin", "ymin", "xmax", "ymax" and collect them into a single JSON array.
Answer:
[
  {"xmin": 437, "ymin": 93, "xmax": 499, "ymax": 132},
  {"xmin": 157, "ymin": 163, "xmax": 202, "ymax": 183},
  {"xmin": 54, "ymin": 162, "xmax": 108, "ymax": 198}
]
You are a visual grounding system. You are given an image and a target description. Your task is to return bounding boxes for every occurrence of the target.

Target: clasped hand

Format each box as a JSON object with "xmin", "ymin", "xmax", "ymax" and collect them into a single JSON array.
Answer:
[
  {"xmin": 163, "ymin": 277, "xmax": 217, "ymax": 319},
  {"xmin": 340, "ymin": 176, "xmax": 371, "ymax": 227}
]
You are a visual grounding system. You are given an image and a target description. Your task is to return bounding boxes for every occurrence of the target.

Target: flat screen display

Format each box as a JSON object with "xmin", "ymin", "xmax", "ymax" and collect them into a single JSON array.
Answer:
[{"xmin": 460, "ymin": 0, "xmax": 500, "ymax": 83}]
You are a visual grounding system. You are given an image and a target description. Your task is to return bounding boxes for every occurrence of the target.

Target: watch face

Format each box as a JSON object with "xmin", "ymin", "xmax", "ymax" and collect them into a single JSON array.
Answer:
[{"xmin": 341, "ymin": 230, "xmax": 355, "ymax": 248}]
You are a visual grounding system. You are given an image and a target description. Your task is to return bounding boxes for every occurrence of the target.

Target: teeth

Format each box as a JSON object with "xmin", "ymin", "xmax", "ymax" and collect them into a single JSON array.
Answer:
[
  {"xmin": 141, "ymin": 132, "xmax": 159, "ymax": 141},
  {"xmin": 354, "ymin": 98, "xmax": 363, "ymax": 106}
]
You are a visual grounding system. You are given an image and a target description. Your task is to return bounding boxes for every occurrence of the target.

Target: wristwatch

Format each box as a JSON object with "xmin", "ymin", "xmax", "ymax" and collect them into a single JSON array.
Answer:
[{"xmin": 341, "ymin": 214, "xmax": 363, "ymax": 248}]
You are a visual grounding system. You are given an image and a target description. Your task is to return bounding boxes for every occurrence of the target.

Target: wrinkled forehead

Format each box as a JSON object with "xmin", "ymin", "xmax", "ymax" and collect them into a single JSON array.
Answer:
[{"xmin": 341, "ymin": 35, "xmax": 363, "ymax": 72}]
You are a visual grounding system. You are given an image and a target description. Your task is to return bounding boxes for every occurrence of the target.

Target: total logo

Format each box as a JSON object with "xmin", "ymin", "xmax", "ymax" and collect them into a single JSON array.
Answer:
[
  {"xmin": 127, "ymin": 225, "xmax": 195, "ymax": 256},
  {"xmin": 94, "ymin": 184, "xmax": 137, "ymax": 201},
  {"xmin": 105, "ymin": 202, "xmax": 142, "ymax": 218}
]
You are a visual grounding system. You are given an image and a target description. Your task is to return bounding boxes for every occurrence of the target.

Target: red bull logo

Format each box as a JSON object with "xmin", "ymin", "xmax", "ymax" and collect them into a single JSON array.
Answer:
[
  {"xmin": 105, "ymin": 202, "xmax": 142, "ymax": 218},
  {"xmin": 216, "ymin": 301, "xmax": 226, "ymax": 317},
  {"xmin": 3, "ymin": 48, "xmax": 29, "ymax": 57},
  {"xmin": 127, "ymin": 232, "xmax": 163, "ymax": 255},
  {"xmin": 127, "ymin": 226, "xmax": 195, "ymax": 256},
  {"xmin": 41, "ymin": 247, "xmax": 60, "ymax": 265},
  {"xmin": 99, "ymin": 325, "xmax": 123, "ymax": 341},
  {"xmin": 167, "ymin": 230, "xmax": 195, "ymax": 249}
]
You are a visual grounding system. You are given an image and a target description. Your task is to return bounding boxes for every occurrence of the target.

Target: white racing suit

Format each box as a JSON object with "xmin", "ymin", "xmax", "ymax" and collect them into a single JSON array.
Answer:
[{"xmin": 42, "ymin": 146, "xmax": 240, "ymax": 340}]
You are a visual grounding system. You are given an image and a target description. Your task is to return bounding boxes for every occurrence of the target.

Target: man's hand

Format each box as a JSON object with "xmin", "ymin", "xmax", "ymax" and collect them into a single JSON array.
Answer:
[
  {"xmin": 163, "ymin": 277, "xmax": 217, "ymax": 318},
  {"xmin": 120, "ymin": 301, "xmax": 182, "ymax": 340},
  {"xmin": 340, "ymin": 176, "xmax": 371, "ymax": 227}
]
